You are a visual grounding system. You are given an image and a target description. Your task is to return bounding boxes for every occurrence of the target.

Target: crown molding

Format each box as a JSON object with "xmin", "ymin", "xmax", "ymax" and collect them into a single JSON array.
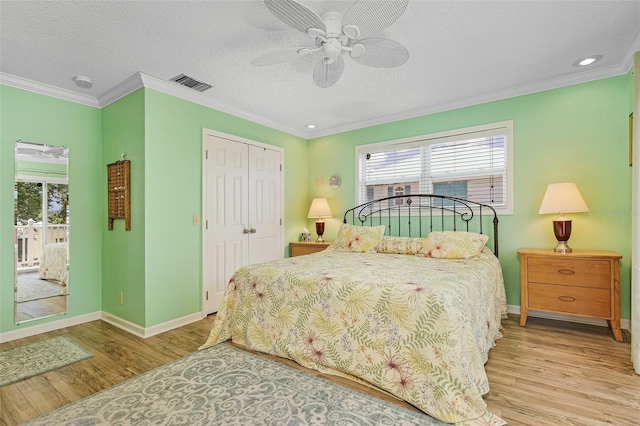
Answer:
[
  {"xmin": 620, "ymin": 28, "xmax": 640, "ymax": 73},
  {"xmin": 308, "ymin": 62, "xmax": 632, "ymax": 139},
  {"xmin": 3, "ymin": 42, "xmax": 636, "ymax": 141},
  {"xmin": 96, "ymin": 72, "xmax": 307, "ymax": 138},
  {"xmin": 136, "ymin": 72, "xmax": 308, "ymax": 138},
  {"xmin": 97, "ymin": 73, "xmax": 145, "ymax": 107},
  {"xmin": 0, "ymin": 73, "xmax": 100, "ymax": 108}
]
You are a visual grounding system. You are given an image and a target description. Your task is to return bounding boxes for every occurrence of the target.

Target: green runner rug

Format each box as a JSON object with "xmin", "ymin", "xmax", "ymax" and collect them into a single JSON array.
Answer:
[
  {"xmin": 24, "ymin": 343, "xmax": 445, "ymax": 425},
  {"xmin": 0, "ymin": 335, "xmax": 93, "ymax": 387}
]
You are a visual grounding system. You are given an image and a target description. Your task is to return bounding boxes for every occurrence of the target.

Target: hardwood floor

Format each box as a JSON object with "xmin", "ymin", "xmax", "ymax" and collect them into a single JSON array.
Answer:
[
  {"xmin": 0, "ymin": 315, "xmax": 638, "ymax": 426},
  {"xmin": 15, "ymin": 295, "xmax": 67, "ymax": 321}
]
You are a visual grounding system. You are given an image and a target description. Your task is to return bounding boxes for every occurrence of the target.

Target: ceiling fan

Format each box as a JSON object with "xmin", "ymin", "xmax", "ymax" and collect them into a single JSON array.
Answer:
[{"xmin": 252, "ymin": 0, "xmax": 410, "ymax": 88}]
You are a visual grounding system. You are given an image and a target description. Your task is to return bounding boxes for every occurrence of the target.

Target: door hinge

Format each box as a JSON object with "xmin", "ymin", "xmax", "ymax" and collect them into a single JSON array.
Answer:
[
  {"xmin": 205, "ymin": 219, "xmax": 208, "ymax": 230},
  {"xmin": 280, "ymin": 218, "xmax": 282, "ymax": 226},
  {"xmin": 206, "ymin": 291, "xmax": 209, "ymax": 300},
  {"xmin": 280, "ymin": 164, "xmax": 282, "ymax": 171},
  {"xmin": 205, "ymin": 150, "xmax": 208, "ymax": 160}
]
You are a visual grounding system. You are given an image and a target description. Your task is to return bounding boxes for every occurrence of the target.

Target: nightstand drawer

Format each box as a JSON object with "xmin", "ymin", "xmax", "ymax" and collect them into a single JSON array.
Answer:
[
  {"xmin": 528, "ymin": 283, "xmax": 611, "ymax": 318},
  {"xmin": 527, "ymin": 257, "xmax": 610, "ymax": 288},
  {"xmin": 518, "ymin": 248, "xmax": 622, "ymax": 341},
  {"xmin": 290, "ymin": 241, "xmax": 331, "ymax": 257}
]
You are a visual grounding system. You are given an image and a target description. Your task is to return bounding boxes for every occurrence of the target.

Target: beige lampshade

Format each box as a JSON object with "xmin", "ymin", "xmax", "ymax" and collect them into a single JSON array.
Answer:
[
  {"xmin": 307, "ymin": 198, "xmax": 332, "ymax": 219},
  {"xmin": 538, "ymin": 182, "xmax": 589, "ymax": 215}
]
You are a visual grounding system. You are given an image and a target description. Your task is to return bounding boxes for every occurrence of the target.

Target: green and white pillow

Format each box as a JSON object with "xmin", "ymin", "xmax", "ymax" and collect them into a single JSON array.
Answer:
[
  {"xmin": 421, "ymin": 231, "xmax": 488, "ymax": 259},
  {"xmin": 377, "ymin": 236, "xmax": 429, "ymax": 255},
  {"xmin": 330, "ymin": 224, "xmax": 386, "ymax": 253}
]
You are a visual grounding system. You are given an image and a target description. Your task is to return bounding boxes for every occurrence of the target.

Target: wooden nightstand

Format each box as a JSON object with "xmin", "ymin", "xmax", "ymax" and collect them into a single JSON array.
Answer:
[
  {"xmin": 289, "ymin": 241, "xmax": 331, "ymax": 257},
  {"xmin": 518, "ymin": 248, "xmax": 623, "ymax": 341}
]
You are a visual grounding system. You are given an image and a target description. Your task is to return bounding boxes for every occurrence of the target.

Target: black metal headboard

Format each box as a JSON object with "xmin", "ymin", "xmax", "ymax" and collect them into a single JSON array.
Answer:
[{"xmin": 342, "ymin": 194, "xmax": 499, "ymax": 256}]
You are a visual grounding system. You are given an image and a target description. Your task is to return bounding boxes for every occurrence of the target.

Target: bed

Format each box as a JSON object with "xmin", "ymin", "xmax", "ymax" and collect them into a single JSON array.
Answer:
[
  {"xmin": 200, "ymin": 195, "xmax": 507, "ymax": 425},
  {"xmin": 38, "ymin": 242, "xmax": 68, "ymax": 285}
]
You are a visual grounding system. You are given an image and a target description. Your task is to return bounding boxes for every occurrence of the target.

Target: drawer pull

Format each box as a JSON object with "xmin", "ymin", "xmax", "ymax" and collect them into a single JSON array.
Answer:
[
  {"xmin": 557, "ymin": 269, "xmax": 576, "ymax": 275},
  {"xmin": 558, "ymin": 296, "xmax": 576, "ymax": 302}
]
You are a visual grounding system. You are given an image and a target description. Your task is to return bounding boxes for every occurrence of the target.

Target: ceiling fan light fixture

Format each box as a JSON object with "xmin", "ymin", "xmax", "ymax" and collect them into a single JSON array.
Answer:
[
  {"xmin": 573, "ymin": 54, "xmax": 603, "ymax": 67},
  {"xmin": 322, "ymin": 38, "xmax": 343, "ymax": 62},
  {"xmin": 259, "ymin": 0, "xmax": 410, "ymax": 88},
  {"xmin": 342, "ymin": 24, "xmax": 360, "ymax": 39},
  {"xmin": 307, "ymin": 27, "xmax": 325, "ymax": 38},
  {"xmin": 349, "ymin": 44, "xmax": 365, "ymax": 58}
]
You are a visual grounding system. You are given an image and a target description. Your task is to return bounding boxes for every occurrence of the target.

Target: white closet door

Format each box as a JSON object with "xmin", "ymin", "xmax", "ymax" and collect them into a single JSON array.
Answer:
[
  {"xmin": 202, "ymin": 131, "xmax": 283, "ymax": 314},
  {"xmin": 203, "ymin": 134, "xmax": 249, "ymax": 314},
  {"xmin": 248, "ymin": 145, "xmax": 282, "ymax": 265}
]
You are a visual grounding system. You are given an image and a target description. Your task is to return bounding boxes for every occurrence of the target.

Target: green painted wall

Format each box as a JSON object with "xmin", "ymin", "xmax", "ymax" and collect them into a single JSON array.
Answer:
[
  {"xmin": 99, "ymin": 88, "xmax": 310, "ymax": 328},
  {"xmin": 101, "ymin": 89, "xmax": 146, "ymax": 325},
  {"xmin": 308, "ymin": 76, "xmax": 632, "ymax": 319},
  {"xmin": 1, "ymin": 84, "xmax": 308, "ymax": 334},
  {"xmin": 0, "ymin": 85, "xmax": 103, "ymax": 333},
  {"xmin": 142, "ymin": 89, "xmax": 308, "ymax": 326},
  {"xmin": 1, "ymin": 73, "xmax": 632, "ymax": 335}
]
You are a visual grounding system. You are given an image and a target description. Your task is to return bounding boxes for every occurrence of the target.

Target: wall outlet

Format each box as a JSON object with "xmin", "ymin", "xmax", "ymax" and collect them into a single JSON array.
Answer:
[{"xmin": 118, "ymin": 291, "xmax": 123, "ymax": 305}]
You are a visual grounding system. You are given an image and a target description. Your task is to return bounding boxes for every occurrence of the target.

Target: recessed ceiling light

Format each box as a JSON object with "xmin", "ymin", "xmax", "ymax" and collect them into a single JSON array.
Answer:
[
  {"xmin": 306, "ymin": 124, "xmax": 317, "ymax": 129},
  {"xmin": 573, "ymin": 55, "xmax": 603, "ymax": 67},
  {"xmin": 72, "ymin": 75, "xmax": 93, "ymax": 89}
]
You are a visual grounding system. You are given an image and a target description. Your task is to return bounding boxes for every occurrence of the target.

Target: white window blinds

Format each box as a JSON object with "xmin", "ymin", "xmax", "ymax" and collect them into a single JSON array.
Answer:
[{"xmin": 356, "ymin": 121, "xmax": 513, "ymax": 212}]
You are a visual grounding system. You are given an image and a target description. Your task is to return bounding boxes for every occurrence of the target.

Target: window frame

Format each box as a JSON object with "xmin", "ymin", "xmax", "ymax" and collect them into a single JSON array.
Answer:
[{"xmin": 354, "ymin": 121, "xmax": 514, "ymax": 215}]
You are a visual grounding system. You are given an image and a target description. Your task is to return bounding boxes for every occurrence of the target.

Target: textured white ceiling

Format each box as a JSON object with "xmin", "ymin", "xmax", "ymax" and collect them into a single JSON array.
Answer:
[{"xmin": 1, "ymin": 0, "xmax": 639, "ymax": 138}]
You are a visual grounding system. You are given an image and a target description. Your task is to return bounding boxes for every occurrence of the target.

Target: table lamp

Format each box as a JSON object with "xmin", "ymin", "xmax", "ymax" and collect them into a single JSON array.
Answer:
[
  {"xmin": 538, "ymin": 182, "xmax": 589, "ymax": 253},
  {"xmin": 307, "ymin": 198, "xmax": 332, "ymax": 242}
]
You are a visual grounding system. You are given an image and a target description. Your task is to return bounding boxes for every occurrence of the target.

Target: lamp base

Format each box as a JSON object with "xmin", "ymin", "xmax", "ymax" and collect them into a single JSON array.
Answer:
[
  {"xmin": 554, "ymin": 241, "xmax": 573, "ymax": 253},
  {"xmin": 552, "ymin": 219, "xmax": 573, "ymax": 253},
  {"xmin": 315, "ymin": 220, "xmax": 325, "ymax": 243}
]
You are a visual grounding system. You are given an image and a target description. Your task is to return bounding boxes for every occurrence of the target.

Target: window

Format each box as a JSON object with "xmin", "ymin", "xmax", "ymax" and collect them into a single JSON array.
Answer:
[{"xmin": 356, "ymin": 121, "xmax": 513, "ymax": 214}]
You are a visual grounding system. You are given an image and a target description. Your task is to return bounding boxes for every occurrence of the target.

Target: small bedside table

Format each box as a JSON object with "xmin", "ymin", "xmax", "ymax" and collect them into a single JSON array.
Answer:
[
  {"xmin": 290, "ymin": 241, "xmax": 331, "ymax": 257},
  {"xmin": 518, "ymin": 248, "xmax": 623, "ymax": 342}
]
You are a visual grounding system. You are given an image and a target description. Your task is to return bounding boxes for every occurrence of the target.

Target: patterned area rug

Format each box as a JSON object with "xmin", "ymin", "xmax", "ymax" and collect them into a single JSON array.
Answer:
[
  {"xmin": 15, "ymin": 272, "xmax": 65, "ymax": 303},
  {"xmin": 24, "ymin": 343, "xmax": 445, "ymax": 425},
  {"xmin": 0, "ymin": 336, "xmax": 93, "ymax": 387}
]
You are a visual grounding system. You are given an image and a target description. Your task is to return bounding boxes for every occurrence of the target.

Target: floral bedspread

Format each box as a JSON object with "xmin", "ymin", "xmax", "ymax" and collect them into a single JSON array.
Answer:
[
  {"xmin": 38, "ymin": 242, "xmax": 68, "ymax": 285},
  {"xmin": 200, "ymin": 247, "xmax": 507, "ymax": 425}
]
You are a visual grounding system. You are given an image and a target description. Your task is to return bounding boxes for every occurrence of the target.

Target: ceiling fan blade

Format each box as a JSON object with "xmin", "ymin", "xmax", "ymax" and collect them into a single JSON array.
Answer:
[
  {"xmin": 343, "ymin": 0, "xmax": 409, "ymax": 39},
  {"xmin": 264, "ymin": 0, "xmax": 326, "ymax": 35},
  {"xmin": 313, "ymin": 57, "xmax": 344, "ymax": 88},
  {"xmin": 251, "ymin": 47, "xmax": 305, "ymax": 66},
  {"xmin": 351, "ymin": 38, "xmax": 410, "ymax": 68}
]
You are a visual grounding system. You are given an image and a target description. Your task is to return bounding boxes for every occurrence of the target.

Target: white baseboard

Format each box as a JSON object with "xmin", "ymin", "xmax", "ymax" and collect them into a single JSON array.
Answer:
[
  {"xmin": 0, "ymin": 311, "xmax": 102, "ymax": 343},
  {"xmin": 507, "ymin": 304, "xmax": 630, "ymax": 330},
  {"xmin": 2, "ymin": 305, "xmax": 627, "ymax": 344},
  {"xmin": 100, "ymin": 311, "xmax": 205, "ymax": 338},
  {"xmin": 100, "ymin": 312, "xmax": 146, "ymax": 338},
  {"xmin": 141, "ymin": 312, "xmax": 205, "ymax": 338},
  {"xmin": 1, "ymin": 311, "xmax": 206, "ymax": 343}
]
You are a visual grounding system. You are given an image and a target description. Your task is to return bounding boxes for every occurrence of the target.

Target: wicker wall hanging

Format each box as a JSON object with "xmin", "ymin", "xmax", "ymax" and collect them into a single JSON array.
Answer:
[{"xmin": 107, "ymin": 159, "xmax": 131, "ymax": 230}]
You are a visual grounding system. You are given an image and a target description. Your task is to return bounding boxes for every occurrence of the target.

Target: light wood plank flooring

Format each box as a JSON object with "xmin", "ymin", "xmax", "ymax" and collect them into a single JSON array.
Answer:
[
  {"xmin": 0, "ymin": 315, "xmax": 638, "ymax": 426},
  {"xmin": 15, "ymin": 295, "xmax": 67, "ymax": 322}
]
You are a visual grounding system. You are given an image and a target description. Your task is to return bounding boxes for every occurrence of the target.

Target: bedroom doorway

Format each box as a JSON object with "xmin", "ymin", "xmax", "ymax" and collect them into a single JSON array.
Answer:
[{"xmin": 201, "ymin": 130, "xmax": 283, "ymax": 314}]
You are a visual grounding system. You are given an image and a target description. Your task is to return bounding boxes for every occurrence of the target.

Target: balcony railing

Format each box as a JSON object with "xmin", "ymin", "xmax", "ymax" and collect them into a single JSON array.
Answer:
[{"xmin": 15, "ymin": 220, "xmax": 68, "ymax": 269}]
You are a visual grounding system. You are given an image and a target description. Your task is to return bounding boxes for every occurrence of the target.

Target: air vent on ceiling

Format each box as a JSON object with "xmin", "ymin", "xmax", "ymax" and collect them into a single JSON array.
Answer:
[{"xmin": 169, "ymin": 73, "xmax": 212, "ymax": 92}]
